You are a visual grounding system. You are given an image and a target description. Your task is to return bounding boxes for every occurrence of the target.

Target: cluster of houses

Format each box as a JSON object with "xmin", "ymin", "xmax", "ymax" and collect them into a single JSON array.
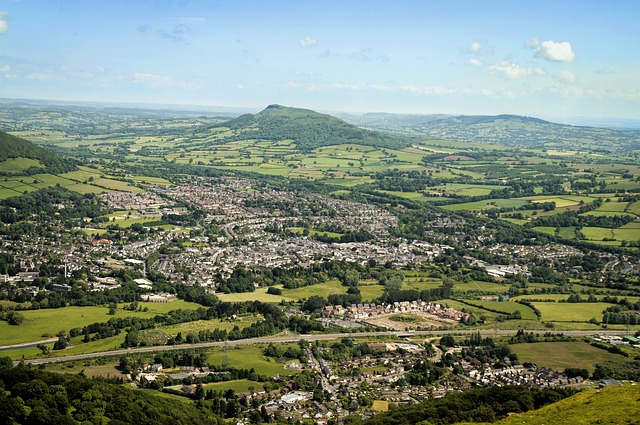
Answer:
[
  {"xmin": 468, "ymin": 365, "xmax": 584, "ymax": 387},
  {"xmin": 322, "ymin": 300, "xmax": 470, "ymax": 322}
]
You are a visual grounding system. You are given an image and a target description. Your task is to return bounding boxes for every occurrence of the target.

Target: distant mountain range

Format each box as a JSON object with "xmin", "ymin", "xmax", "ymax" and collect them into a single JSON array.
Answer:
[
  {"xmin": 211, "ymin": 104, "xmax": 409, "ymax": 152},
  {"xmin": 340, "ymin": 112, "xmax": 640, "ymax": 153}
]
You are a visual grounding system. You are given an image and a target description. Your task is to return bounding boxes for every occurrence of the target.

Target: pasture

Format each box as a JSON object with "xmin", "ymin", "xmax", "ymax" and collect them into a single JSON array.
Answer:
[
  {"xmin": 202, "ymin": 379, "xmax": 265, "ymax": 394},
  {"xmin": 0, "ymin": 300, "xmax": 204, "ymax": 346},
  {"xmin": 205, "ymin": 345, "xmax": 294, "ymax": 376},
  {"xmin": 509, "ymin": 341, "xmax": 630, "ymax": 372},
  {"xmin": 530, "ymin": 302, "xmax": 613, "ymax": 322},
  {"xmin": 461, "ymin": 300, "xmax": 538, "ymax": 320}
]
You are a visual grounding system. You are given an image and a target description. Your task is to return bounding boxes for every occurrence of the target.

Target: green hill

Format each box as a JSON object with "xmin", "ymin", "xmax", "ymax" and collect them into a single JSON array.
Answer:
[
  {"xmin": 344, "ymin": 112, "xmax": 640, "ymax": 153},
  {"xmin": 463, "ymin": 384, "xmax": 640, "ymax": 425},
  {"xmin": 212, "ymin": 104, "xmax": 409, "ymax": 152},
  {"xmin": 0, "ymin": 131, "xmax": 75, "ymax": 175}
]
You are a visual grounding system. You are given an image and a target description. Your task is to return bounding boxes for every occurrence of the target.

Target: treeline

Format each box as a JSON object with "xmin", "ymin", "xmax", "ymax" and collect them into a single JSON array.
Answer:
[
  {"xmin": 602, "ymin": 299, "xmax": 640, "ymax": 324},
  {"xmin": 363, "ymin": 385, "xmax": 576, "ymax": 425},
  {"xmin": 0, "ymin": 186, "xmax": 103, "ymax": 224},
  {"xmin": 0, "ymin": 365, "xmax": 222, "ymax": 425}
]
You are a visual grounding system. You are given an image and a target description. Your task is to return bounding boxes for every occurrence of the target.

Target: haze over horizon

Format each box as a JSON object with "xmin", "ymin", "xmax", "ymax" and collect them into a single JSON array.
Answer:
[{"xmin": 0, "ymin": 0, "xmax": 638, "ymax": 120}]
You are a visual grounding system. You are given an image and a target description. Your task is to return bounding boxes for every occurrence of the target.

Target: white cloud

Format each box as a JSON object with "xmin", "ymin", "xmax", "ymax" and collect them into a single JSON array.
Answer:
[
  {"xmin": 132, "ymin": 73, "xmax": 172, "ymax": 87},
  {"xmin": 558, "ymin": 70, "xmax": 576, "ymax": 83},
  {"xmin": 488, "ymin": 61, "xmax": 545, "ymax": 79},
  {"xmin": 469, "ymin": 59, "xmax": 483, "ymax": 67},
  {"xmin": 0, "ymin": 65, "xmax": 9, "ymax": 73},
  {"xmin": 299, "ymin": 36, "xmax": 317, "ymax": 47},
  {"xmin": 0, "ymin": 12, "xmax": 8, "ymax": 33},
  {"xmin": 528, "ymin": 38, "xmax": 576, "ymax": 62},
  {"xmin": 466, "ymin": 40, "xmax": 493, "ymax": 55}
]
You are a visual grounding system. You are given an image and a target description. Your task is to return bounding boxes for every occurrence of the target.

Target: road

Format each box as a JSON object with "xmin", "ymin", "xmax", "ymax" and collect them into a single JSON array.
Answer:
[{"xmin": 14, "ymin": 329, "xmax": 623, "ymax": 366}]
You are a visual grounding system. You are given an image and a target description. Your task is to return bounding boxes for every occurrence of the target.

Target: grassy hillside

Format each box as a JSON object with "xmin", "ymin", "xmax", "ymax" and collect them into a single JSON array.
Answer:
[
  {"xmin": 461, "ymin": 384, "xmax": 640, "ymax": 425},
  {"xmin": 0, "ymin": 131, "xmax": 75, "ymax": 175},
  {"xmin": 212, "ymin": 104, "xmax": 409, "ymax": 152}
]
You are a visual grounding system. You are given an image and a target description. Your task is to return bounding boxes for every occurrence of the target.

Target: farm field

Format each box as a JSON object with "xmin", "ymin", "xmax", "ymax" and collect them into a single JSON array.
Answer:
[
  {"xmin": 530, "ymin": 302, "xmax": 613, "ymax": 322},
  {"xmin": 205, "ymin": 345, "xmax": 294, "ymax": 376},
  {"xmin": 160, "ymin": 316, "xmax": 259, "ymax": 336},
  {"xmin": 441, "ymin": 199, "xmax": 526, "ymax": 211},
  {"xmin": 0, "ymin": 157, "xmax": 43, "ymax": 174},
  {"xmin": 0, "ymin": 300, "xmax": 204, "ymax": 346},
  {"xmin": 509, "ymin": 341, "xmax": 630, "ymax": 372},
  {"xmin": 202, "ymin": 379, "xmax": 265, "ymax": 394},
  {"xmin": 460, "ymin": 300, "xmax": 538, "ymax": 320}
]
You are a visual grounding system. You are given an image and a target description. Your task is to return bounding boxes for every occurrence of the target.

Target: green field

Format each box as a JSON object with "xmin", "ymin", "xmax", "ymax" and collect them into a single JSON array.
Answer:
[
  {"xmin": 205, "ymin": 345, "xmax": 293, "ymax": 376},
  {"xmin": 531, "ymin": 302, "xmax": 613, "ymax": 322},
  {"xmin": 202, "ymin": 379, "xmax": 264, "ymax": 394},
  {"xmin": 461, "ymin": 300, "xmax": 538, "ymax": 320},
  {"xmin": 442, "ymin": 199, "xmax": 526, "ymax": 211},
  {"xmin": 0, "ymin": 300, "xmax": 204, "ymax": 346},
  {"xmin": 0, "ymin": 157, "xmax": 43, "ymax": 174},
  {"xmin": 509, "ymin": 341, "xmax": 629, "ymax": 372}
]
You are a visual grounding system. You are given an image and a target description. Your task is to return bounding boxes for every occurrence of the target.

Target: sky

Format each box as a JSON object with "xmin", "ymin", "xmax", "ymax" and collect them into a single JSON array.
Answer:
[{"xmin": 0, "ymin": 0, "xmax": 639, "ymax": 119}]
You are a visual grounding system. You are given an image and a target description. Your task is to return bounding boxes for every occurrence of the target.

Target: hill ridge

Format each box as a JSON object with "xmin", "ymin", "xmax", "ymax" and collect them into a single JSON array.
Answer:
[
  {"xmin": 213, "ymin": 105, "xmax": 409, "ymax": 152},
  {"xmin": 0, "ymin": 131, "xmax": 75, "ymax": 175}
]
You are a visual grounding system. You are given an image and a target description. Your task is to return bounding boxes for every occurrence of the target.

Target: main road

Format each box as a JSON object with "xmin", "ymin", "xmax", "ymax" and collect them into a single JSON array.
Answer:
[{"xmin": 13, "ymin": 328, "xmax": 623, "ymax": 366}]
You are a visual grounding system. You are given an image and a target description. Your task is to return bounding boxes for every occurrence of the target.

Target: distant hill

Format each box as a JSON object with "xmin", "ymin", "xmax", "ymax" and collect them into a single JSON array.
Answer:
[
  {"xmin": 212, "ymin": 104, "xmax": 409, "ymax": 152},
  {"xmin": 343, "ymin": 112, "xmax": 640, "ymax": 153},
  {"xmin": 0, "ymin": 131, "xmax": 75, "ymax": 175}
]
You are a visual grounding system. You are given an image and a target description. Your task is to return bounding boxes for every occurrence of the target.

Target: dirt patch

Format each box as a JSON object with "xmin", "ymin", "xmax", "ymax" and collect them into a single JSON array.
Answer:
[{"xmin": 365, "ymin": 312, "xmax": 457, "ymax": 330}]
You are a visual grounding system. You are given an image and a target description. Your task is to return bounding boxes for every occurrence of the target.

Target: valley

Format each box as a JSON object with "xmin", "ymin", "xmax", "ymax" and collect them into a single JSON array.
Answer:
[{"xmin": 0, "ymin": 102, "xmax": 639, "ymax": 424}]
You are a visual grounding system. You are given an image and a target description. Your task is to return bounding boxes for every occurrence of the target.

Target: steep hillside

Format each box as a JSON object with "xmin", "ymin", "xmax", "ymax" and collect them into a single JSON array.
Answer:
[
  {"xmin": 364, "ymin": 384, "xmax": 639, "ymax": 425},
  {"xmin": 0, "ymin": 131, "xmax": 75, "ymax": 174},
  {"xmin": 344, "ymin": 112, "xmax": 640, "ymax": 153},
  {"xmin": 212, "ymin": 104, "xmax": 408, "ymax": 152},
  {"xmin": 461, "ymin": 384, "xmax": 640, "ymax": 425}
]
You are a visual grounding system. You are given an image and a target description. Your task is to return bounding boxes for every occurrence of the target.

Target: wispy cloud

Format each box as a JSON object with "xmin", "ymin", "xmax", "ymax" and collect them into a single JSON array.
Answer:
[
  {"xmin": 0, "ymin": 12, "xmax": 9, "ymax": 33},
  {"xmin": 131, "ymin": 72, "xmax": 201, "ymax": 89},
  {"xmin": 488, "ymin": 60, "xmax": 546, "ymax": 79},
  {"xmin": 527, "ymin": 38, "xmax": 576, "ymax": 62},
  {"xmin": 558, "ymin": 70, "xmax": 576, "ymax": 83},
  {"xmin": 349, "ymin": 48, "xmax": 389, "ymax": 63},
  {"xmin": 156, "ymin": 24, "xmax": 191, "ymax": 42},
  {"xmin": 466, "ymin": 40, "xmax": 493, "ymax": 56},
  {"xmin": 298, "ymin": 36, "xmax": 317, "ymax": 47}
]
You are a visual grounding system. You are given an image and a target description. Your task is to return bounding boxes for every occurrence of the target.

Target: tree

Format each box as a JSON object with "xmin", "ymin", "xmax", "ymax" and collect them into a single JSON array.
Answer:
[
  {"xmin": 53, "ymin": 336, "xmax": 69, "ymax": 350},
  {"xmin": 439, "ymin": 335, "xmax": 455, "ymax": 347},
  {"xmin": 7, "ymin": 311, "xmax": 25, "ymax": 326},
  {"xmin": 36, "ymin": 344, "xmax": 50, "ymax": 355},
  {"xmin": 302, "ymin": 295, "xmax": 326, "ymax": 312}
]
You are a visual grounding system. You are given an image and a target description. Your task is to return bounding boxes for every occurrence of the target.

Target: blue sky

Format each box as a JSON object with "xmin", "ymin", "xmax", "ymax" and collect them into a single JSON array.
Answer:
[{"xmin": 0, "ymin": 0, "xmax": 639, "ymax": 119}]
